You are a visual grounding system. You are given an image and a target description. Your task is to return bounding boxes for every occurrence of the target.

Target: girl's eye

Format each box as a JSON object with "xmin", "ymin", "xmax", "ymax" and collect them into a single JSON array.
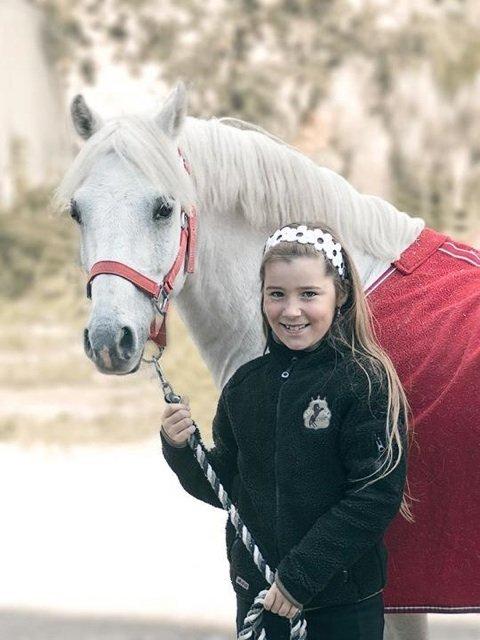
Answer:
[
  {"xmin": 153, "ymin": 198, "xmax": 173, "ymax": 220},
  {"xmin": 70, "ymin": 199, "xmax": 82, "ymax": 224},
  {"xmin": 269, "ymin": 291, "xmax": 283, "ymax": 298},
  {"xmin": 302, "ymin": 291, "xmax": 317, "ymax": 298}
]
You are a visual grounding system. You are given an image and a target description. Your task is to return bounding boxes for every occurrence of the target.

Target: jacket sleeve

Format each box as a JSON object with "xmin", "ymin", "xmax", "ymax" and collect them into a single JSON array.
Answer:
[
  {"xmin": 161, "ymin": 388, "xmax": 238, "ymax": 509},
  {"xmin": 276, "ymin": 373, "xmax": 408, "ymax": 605}
]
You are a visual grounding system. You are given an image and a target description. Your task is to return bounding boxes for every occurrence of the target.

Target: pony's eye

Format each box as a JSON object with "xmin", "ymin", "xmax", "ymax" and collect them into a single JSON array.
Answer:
[
  {"xmin": 152, "ymin": 199, "xmax": 173, "ymax": 221},
  {"xmin": 70, "ymin": 199, "xmax": 82, "ymax": 224}
]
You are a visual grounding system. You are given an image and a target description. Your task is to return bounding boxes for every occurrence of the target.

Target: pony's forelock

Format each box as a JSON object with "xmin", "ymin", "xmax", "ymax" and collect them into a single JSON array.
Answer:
[{"xmin": 55, "ymin": 115, "xmax": 195, "ymax": 209}]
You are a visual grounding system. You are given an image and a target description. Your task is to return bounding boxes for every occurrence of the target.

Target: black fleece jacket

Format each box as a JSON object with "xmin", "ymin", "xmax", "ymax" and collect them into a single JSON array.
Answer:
[{"xmin": 161, "ymin": 332, "xmax": 407, "ymax": 611}]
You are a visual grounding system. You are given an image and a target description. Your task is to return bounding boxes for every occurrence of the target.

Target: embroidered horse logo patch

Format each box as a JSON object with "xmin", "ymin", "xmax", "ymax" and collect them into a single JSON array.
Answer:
[{"xmin": 303, "ymin": 396, "xmax": 331, "ymax": 430}]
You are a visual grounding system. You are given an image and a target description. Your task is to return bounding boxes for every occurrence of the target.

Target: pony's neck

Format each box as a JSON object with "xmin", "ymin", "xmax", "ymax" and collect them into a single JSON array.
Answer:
[
  {"xmin": 175, "ymin": 212, "xmax": 266, "ymax": 388},
  {"xmin": 175, "ymin": 117, "xmax": 425, "ymax": 385},
  {"xmin": 181, "ymin": 117, "xmax": 424, "ymax": 270}
]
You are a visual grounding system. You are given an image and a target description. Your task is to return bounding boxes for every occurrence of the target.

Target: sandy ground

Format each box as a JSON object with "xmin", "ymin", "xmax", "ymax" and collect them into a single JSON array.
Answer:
[
  {"xmin": 0, "ymin": 609, "xmax": 231, "ymax": 640},
  {"xmin": 0, "ymin": 442, "xmax": 478, "ymax": 640}
]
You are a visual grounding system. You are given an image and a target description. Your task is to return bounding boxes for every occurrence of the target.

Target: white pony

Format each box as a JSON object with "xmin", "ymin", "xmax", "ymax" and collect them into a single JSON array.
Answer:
[{"xmin": 58, "ymin": 83, "xmax": 480, "ymax": 640}]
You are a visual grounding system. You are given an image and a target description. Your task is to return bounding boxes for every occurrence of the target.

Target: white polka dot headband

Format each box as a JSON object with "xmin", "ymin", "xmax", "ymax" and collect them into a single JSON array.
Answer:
[{"xmin": 264, "ymin": 225, "xmax": 346, "ymax": 278}]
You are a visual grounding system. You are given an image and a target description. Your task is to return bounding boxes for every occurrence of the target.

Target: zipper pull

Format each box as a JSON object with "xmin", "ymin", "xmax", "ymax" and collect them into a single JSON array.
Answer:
[
  {"xmin": 281, "ymin": 356, "xmax": 297, "ymax": 379},
  {"xmin": 376, "ymin": 436, "xmax": 386, "ymax": 455}
]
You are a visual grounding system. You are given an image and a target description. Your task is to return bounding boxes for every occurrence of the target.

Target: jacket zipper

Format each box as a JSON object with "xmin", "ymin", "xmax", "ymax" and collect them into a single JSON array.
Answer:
[
  {"xmin": 375, "ymin": 436, "xmax": 386, "ymax": 455},
  {"xmin": 274, "ymin": 356, "xmax": 298, "ymax": 559}
]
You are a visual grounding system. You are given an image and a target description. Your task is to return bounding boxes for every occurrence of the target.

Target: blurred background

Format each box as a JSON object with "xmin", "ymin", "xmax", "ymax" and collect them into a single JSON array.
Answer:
[{"xmin": 1, "ymin": 0, "xmax": 479, "ymax": 638}]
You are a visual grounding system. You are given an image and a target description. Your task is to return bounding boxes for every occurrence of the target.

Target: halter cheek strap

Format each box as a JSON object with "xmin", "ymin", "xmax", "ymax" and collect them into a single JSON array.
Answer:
[{"xmin": 85, "ymin": 148, "xmax": 197, "ymax": 349}]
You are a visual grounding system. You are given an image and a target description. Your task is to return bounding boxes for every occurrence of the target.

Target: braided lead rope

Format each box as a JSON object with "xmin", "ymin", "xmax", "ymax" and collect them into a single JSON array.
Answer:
[
  {"xmin": 150, "ymin": 356, "xmax": 307, "ymax": 640},
  {"xmin": 237, "ymin": 590, "xmax": 267, "ymax": 640},
  {"xmin": 186, "ymin": 427, "xmax": 307, "ymax": 640}
]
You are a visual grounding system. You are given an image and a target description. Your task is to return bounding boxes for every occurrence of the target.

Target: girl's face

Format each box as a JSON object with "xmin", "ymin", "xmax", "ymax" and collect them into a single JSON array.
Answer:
[{"xmin": 263, "ymin": 256, "xmax": 343, "ymax": 351}]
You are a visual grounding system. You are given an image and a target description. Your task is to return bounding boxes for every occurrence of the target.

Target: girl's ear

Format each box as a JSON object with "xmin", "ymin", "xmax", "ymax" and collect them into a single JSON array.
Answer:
[
  {"xmin": 261, "ymin": 297, "xmax": 271, "ymax": 331},
  {"xmin": 336, "ymin": 283, "xmax": 349, "ymax": 308}
]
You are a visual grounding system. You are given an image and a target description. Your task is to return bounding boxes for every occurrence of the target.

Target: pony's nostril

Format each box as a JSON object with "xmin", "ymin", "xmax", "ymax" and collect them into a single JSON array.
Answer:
[
  {"xmin": 118, "ymin": 326, "xmax": 135, "ymax": 360},
  {"xmin": 83, "ymin": 328, "xmax": 93, "ymax": 358}
]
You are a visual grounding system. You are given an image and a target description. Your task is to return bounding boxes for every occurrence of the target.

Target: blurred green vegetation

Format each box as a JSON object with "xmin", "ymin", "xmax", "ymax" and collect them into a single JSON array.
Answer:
[{"xmin": 0, "ymin": 184, "xmax": 83, "ymax": 309}]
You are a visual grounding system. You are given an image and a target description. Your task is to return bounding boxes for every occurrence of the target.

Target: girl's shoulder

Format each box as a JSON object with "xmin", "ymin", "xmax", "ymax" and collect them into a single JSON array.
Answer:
[
  {"xmin": 340, "ymin": 351, "xmax": 389, "ymax": 402},
  {"xmin": 224, "ymin": 353, "xmax": 269, "ymax": 392}
]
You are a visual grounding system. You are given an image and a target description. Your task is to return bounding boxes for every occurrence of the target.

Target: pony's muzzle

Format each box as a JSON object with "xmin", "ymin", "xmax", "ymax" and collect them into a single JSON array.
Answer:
[{"xmin": 84, "ymin": 324, "xmax": 139, "ymax": 373}]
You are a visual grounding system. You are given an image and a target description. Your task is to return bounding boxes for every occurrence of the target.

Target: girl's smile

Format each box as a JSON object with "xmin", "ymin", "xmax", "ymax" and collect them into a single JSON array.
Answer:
[{"xmin": 263, "ymin": 256, "xmax": 344, "ymax": 350}]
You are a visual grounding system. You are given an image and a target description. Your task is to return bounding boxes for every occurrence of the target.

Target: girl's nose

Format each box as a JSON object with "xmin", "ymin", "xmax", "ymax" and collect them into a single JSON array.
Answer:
[{"xmin": 282, "ymin": 300, "xmax": 302, "ymax": 317}]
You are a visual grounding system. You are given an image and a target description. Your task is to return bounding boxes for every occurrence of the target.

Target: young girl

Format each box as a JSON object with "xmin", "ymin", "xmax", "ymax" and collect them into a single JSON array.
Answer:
[{"xmin": 161, "ymin": 222, "xmax": 409, "ymax": 640}]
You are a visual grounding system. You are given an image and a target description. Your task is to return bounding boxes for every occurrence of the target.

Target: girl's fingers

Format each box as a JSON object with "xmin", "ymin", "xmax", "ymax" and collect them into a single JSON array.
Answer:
[
  {"xmin": 162, "ymin": 406, "xmax": 191, "ymax": 427},
  {"xmin": 161, "ymin": 397, "xmax": 194, "ymax": 445},
  {"xmin": 278, "ymin": 601, "xmax": 291, "ymax": 618},
  {"xmin": 270, "ymin": 593, "xmax": 281, "ymax": 615},
  {"xmin": 263, "ymin": 589, "xmax": 275, "ymax": 611},
  {"xmin": 178, "ymin": 424, "xmax": 196, "ymax": 439},
  {"xmin": 162, "ymin": 422, "xmax": 195, "ymax": 445},
  {"xmin": 171, "ymin": 417, "xmax": 194, "ymax": 434},
  {"xmin": 164, "ymin": 419, "xmax": 193, "ymax": 442},
  {"xmin": 287, "ymin": 606, "xmax": 299, "ymax": 619},
  {"xmin": 266, "ymin": 584, "xmax": 298, "ymax": 618},
  {"xmin": 167, "ymin": 411, "xmax": 192, "ymax": 430},
  {"xmin": 262, "ymin": 585, "xmax": 299, "ymax": 618},
  {"xmin": 162, "ymin": 403, "xmax": 189, "ymax": 419}
]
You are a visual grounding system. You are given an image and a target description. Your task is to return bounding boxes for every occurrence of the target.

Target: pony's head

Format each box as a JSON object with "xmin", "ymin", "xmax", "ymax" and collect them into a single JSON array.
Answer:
[{"xmin": 57, "ymin": 83, "xmax": 195, "ymax": 374}]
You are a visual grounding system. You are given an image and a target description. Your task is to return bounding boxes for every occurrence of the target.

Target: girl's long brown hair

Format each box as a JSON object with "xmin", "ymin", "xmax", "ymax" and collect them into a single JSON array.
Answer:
[{"xmin": 260, "ymin": 222, "xmax": 413, "ymax": 521}]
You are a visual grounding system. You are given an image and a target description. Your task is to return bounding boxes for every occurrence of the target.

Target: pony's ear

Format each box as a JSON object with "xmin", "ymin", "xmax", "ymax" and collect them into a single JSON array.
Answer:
[
  {"xmin": 155, "ymin": 82, "xmax": 188, "ymax": 139},
  {"xmin": 70, "ymin": 94, "xmax": 103, "ymax": 140}
]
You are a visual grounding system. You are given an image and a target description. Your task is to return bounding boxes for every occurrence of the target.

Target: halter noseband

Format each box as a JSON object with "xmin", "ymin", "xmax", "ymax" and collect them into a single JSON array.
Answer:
[{"xmin": 85, "ymin": 149, "xmax": 197, "ymax": 348}]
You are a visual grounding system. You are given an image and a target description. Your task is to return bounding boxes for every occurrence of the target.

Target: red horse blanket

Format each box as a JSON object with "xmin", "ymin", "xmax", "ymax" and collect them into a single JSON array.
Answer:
[{"xmin": 367, "ymin": 227, "xmax": 480, "ymax": 613}]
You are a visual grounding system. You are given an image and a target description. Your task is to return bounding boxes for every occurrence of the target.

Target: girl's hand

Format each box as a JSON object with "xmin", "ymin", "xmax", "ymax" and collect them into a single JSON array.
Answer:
[
  {"xmin": 263, "ymin": 583, "xmax": 300, "ymax": 619},
  {"xmin": 161, "ymin": 396, "xmax": 195, "ymax": 446}
]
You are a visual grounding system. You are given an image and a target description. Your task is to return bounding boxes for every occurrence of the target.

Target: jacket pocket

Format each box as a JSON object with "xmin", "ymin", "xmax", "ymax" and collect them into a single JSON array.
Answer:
[
  {"xmin": 304, "ymin": 566, "xmax": 359, "ymax": 610},
  {"xmin": 229, "ymin": 536, "xmax": 268, "ymax": 598},
  {"xmin": 226, "ymin": 519, "xmax": 237, "ymax": 562},
  {"xmin": 349, "ymin": 546, "xmax": 385, "ymax": 600},
  {"xmin": 228, "ymin": 536, "xmax": 241, "ymax": 564}
]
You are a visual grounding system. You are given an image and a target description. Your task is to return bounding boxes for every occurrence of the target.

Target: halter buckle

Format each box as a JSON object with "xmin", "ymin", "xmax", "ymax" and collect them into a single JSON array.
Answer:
[
  {"xmin": 181, "ymin": 208, "xmax": 188, "ymax": 229},
  {"xmin": 154, "ymin": 288, "xmax": 170, "ymax": 316}
]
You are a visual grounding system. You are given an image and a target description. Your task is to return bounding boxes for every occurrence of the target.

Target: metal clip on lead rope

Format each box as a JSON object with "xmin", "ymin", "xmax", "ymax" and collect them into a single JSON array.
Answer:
[
  {"xmin": 150, "ymin": 352, "xmax": 182, "ymax": 404},
  {"xmin": 149, "ymin": 355, "xmax": 307, "ymax": 640}
]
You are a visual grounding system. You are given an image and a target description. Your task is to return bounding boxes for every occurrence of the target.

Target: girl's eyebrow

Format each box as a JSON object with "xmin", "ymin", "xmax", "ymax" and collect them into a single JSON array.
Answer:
[
  {"xmin": 265, "ymin": 285, "xmax": 323, "ymax": 290},
  {"xmin": 297, "ymin": 286, "xmax": 323, "ymax": 290}
]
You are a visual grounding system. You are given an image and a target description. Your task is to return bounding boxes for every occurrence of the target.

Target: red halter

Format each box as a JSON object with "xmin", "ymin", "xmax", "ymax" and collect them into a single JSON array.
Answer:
[{"xmin": 85, "ymin": 149, "xmax": 197, "ymax": 348}]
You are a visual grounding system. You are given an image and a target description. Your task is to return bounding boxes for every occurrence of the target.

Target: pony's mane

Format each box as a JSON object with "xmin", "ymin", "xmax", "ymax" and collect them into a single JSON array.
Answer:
[
  {"xmin": 56, "ymin": 115, "xmax": 194, "ymax": 208},
  {"xmin": 57, "ymin": 110, "xmax": 423, "ymax": 261},
  {"xmin": 181, "ymin": 117, "xmax": 424, "ymax": 261}
]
